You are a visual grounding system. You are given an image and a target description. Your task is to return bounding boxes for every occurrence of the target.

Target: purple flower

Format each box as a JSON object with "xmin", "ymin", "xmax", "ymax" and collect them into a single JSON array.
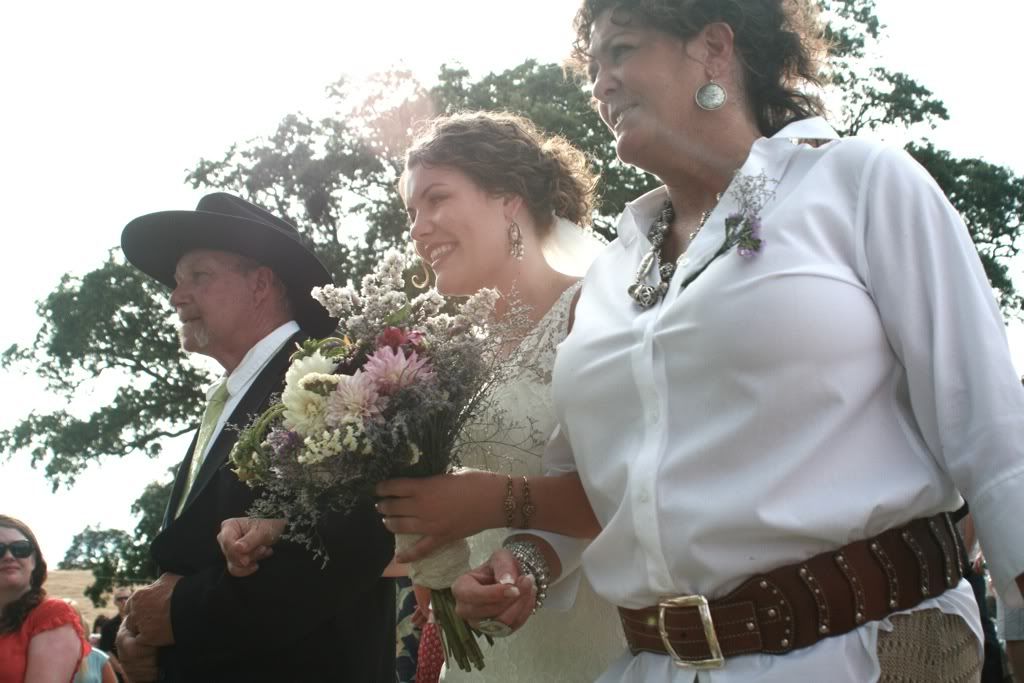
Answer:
[
  {"xmin": 267, "ymin": 428, "xmax": 303, "ymax": 458},
  {"xmin": 728, "ymin": 212, "xmax": 764, "ymax": 260},
  {"xmin": 749, "ymin": 216, "xmax": 762, "ymax": 235}
]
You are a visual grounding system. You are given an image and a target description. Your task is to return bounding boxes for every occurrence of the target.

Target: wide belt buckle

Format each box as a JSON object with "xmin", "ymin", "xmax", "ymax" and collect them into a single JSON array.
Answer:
[{"xmin": 658, "ymin": 594, "xmax": 725, "ymax": 670}]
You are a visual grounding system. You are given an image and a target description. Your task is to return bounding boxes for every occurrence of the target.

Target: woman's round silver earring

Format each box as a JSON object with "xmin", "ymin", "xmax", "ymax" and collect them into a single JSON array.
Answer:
[
  {"xmin": 508, "ymin": 220, "xmax": 525, "ymax": 260},
  {"xmin": 695, "ymin": 79, "xmax": 727, "ymax": 111}
]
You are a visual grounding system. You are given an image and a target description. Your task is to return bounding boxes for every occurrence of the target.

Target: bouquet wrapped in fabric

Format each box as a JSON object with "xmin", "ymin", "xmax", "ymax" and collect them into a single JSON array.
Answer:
[{"xmin": 229, "ymin": 249, "xmax": 526, "ymax": 672}]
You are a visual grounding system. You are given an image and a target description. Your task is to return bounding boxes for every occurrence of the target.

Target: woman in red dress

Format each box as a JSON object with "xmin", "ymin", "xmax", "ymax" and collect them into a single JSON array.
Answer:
[{"xmin": 0, "ymin": 515, "xmax": 89, "ymax": 683}]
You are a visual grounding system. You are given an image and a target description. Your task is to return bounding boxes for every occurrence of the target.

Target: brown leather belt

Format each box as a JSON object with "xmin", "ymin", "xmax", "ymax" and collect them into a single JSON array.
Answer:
[{"xmin": 618, "ymin": 512, "xmax": 964, "ymax": 669}]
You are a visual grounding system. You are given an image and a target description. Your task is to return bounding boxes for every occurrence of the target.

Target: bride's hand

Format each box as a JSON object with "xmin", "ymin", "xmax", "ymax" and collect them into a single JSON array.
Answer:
[
  {"xmin": 452, "ymin": 549, "xmax": 537, "ymax": 634},
  {"xmin": 217, "ymin": 517, "xmax": 286, "ymax": 577},
  {"xmin": 375, "ymin": 469, "xmax": 504, "ymax": 562}
]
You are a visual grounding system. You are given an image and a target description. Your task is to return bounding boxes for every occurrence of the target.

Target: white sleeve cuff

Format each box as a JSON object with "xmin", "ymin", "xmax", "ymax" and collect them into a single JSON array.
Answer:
[{"xmin": 972, "ymin": 466, "xmax": 1024, "ymax": 610}]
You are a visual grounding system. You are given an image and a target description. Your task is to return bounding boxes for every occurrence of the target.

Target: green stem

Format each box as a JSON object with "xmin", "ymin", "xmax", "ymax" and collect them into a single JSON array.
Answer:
[{"xmin": 431, "ymin": 587, "xmax": 490, "ymax": 672}]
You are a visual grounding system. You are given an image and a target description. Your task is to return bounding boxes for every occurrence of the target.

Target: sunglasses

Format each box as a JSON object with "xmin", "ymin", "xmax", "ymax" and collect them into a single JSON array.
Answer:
[
  {"xmin": 0, "ymin": 540, "xmax": 33, "ymax": 559},
  {"xmin": 115, "ymin": 596, "xmax": 130, "ymax": 603}
]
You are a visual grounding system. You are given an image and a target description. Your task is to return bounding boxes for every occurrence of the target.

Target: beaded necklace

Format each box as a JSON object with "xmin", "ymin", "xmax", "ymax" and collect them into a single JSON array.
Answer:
[{"xmin": 627, "ymin": 199, "xmax": 715, "ymax": 309}]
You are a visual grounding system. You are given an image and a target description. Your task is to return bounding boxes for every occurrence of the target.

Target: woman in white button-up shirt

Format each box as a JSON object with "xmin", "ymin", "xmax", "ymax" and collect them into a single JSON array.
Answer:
[{"xmin": 452, "ymin": 1, "xmax": 1024, "ymax": 681}]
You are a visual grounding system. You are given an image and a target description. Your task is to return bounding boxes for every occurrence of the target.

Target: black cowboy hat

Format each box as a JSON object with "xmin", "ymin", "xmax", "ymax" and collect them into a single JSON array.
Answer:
[{"xmin": 121, "ymin": 192, "xmax": 336, "ymax": 336}]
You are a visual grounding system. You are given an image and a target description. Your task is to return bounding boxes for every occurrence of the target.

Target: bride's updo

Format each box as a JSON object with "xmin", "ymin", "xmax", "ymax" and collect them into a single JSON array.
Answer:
[{"xmin": 404, "ymin": 111, "xmax": 598, "ymax": 235}]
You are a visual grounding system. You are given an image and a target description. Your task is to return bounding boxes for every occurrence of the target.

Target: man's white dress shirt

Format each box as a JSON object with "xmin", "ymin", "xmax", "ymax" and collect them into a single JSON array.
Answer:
[
  {"xmin": 198, "ymin": 321, "xmax": 300, "ymax": 464},
  {"xmin": 543, "ymin": 118, "xmax": 1024, "ymax": 681}
]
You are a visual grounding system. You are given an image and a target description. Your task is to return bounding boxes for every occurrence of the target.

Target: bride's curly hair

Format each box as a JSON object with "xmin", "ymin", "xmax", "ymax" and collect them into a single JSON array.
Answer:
[
  {"xmin": 403, "ymin": 111, "xmax": 598, "ymax": 233},
  {"xmin": 569, "ymin": 0, "xmax": 828, "ymax": 137},
  {"xmin": 0, "ymin": 515, "xmax": 48, "ymax": 635}
]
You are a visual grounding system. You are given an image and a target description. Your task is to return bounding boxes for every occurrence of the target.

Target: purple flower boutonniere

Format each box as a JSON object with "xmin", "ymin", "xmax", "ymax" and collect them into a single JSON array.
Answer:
[
  {"xmin": 722, "ymin": 170, "xmax": 776, "ymax": 259},
  {"xmin": 725, "ymin": 212, "xmax": 764, "ymax": 259},
  {"xmin": 680, "ymin": 171, "xmax": 777, "ymax": 291}
]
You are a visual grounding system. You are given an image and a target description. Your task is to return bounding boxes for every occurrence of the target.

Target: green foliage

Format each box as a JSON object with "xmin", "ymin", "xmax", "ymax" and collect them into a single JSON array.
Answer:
[
  {"xmin": 909, "ymin": 142, "xmax": 1024, "ymax": 315},
  {"xmin": 185, "ymin": 71, "xmax": 429, "ymax": 285},
  {"xmin": 1, "ymin": 254, "xmax": 207, "ymax": 487},
  {"xmin": 823, "ymin": 0, "xmax": 949, "ymax": 136},
  {"xmin": 820, "ymin": 0, "xmax": 1023, "ymax": 315},
  {"xmin": 58, "ymin": 479, "xmax": 170, "ymax": 606},
  {"xmin": 60, "ymin": 528, "xmax": 133, "ymax": 570}
]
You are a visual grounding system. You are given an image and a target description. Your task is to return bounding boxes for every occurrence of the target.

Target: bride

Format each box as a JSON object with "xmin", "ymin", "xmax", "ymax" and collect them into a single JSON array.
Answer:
[{"xmin": 220, "ymin": 111, "xmax": 626, "ymax": 681}]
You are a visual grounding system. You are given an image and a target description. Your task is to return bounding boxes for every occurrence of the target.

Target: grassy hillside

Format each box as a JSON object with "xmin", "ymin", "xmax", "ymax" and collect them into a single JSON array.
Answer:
[{"xmin": 47, "ymin": 569, "xmax": 121, "ymax": 632}]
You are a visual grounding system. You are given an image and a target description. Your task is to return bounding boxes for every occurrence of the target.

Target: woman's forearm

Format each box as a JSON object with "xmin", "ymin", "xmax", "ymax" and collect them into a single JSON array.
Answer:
[{"xmin": 510, "ymin": 473, "xmax": 599, "ymax": 539}]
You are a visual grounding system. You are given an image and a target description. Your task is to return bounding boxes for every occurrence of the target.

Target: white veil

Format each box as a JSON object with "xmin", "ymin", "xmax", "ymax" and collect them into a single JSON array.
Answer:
[{"xmin": 540, "ymin": 216, "xmax": 609, "ymax": 277}]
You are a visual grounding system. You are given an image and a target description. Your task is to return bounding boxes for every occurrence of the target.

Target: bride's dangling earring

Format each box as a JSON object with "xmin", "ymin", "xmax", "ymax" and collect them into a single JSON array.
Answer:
[{"xmin": 508, "ymin": 220, "xmax": 525, "ymax": 261}]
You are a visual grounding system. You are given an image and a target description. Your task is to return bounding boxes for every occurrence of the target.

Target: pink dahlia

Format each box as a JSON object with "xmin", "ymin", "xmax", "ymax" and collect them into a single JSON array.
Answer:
[
  {"xmin": 363, "ymin": 345, "xmax": 434, "ymax": 395},
  {"xmin": 325, "ymin": 371, "xmax": 383, "ymax": 427}
]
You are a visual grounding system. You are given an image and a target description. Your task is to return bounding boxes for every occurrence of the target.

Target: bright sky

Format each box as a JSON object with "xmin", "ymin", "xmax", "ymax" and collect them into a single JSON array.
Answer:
[{"xmin": 2, "ymin": 0, "xmax": 1023, "ymax": 568}]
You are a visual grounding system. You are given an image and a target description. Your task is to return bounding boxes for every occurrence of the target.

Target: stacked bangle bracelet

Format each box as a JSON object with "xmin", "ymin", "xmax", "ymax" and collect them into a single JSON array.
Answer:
[{"xmin": 502, "ymin": 537, "xmax": 550, "ymax": 612}]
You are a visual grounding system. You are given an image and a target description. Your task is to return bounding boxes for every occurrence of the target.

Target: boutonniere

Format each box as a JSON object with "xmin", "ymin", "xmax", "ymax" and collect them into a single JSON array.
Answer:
[{"xmin": 679, "ymin": 171, "xmax": 777, "ymax": 291}]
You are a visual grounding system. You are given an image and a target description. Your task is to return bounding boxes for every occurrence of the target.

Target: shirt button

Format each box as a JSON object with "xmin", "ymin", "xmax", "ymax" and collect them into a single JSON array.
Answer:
[
  {"xmin": 647, "ymin": 407, "xmax": 660, "ymax": 424},
  {"xmin": 679, "ymin": 256, "xmax": 691, "ymax": 267},
  {"xmin": 638, "ymin": 490, "xmax": 650, "ymax": 503}
]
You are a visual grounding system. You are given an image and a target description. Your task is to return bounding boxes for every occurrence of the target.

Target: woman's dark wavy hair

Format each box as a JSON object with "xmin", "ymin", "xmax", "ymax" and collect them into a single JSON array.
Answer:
[
  {"xmin": 0, "ymin": 515, "xmax": 47, "ymax": 634},
  {"xmin": 570, "ymin": 0, "xmax": 828, "ymax": 137},
  {"xmin": 404, "ymin": 111, "xmax": 598, "ymax": 233}
]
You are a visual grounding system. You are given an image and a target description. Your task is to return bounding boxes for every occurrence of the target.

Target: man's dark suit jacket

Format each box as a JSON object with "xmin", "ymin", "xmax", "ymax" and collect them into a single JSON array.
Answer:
[{"xmin": 150, "ymin": 332, "xmax": 395, "ymax": 682}]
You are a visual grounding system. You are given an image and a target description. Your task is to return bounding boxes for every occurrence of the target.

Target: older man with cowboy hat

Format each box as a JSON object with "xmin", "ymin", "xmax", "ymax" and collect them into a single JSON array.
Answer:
[{"xmin": 115, "ymin": 192, "xmax": 395, "ymax": 682}]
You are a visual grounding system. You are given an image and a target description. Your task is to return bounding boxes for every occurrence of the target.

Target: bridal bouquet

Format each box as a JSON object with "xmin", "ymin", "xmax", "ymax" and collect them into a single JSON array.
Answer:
[{"xmin": 230, "ymin": 249, "xmax": 525, "ymax": 672}]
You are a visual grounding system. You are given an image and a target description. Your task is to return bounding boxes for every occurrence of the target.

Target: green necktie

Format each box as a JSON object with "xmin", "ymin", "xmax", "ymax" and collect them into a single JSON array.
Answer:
[{"xmin": 176, "ymin": 380, "xmax": 230, "ymax": 517}]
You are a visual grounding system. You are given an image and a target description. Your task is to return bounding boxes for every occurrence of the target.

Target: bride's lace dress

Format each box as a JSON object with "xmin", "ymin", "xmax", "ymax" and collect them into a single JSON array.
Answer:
[{"xmin": 442, "ymin": 282, "xmax": 627, "ymax": 682}]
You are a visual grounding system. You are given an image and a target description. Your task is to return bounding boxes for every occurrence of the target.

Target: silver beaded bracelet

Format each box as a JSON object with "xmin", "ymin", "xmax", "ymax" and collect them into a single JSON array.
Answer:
[{"xmin": 502, "ymin": 538, "xmax": 550, "ymax": 611}]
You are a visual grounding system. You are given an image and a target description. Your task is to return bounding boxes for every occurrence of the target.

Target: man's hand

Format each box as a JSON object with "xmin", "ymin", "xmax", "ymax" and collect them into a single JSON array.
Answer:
[
  {"xmin": 116, "ymin": 614, "xmax": 159, "ymax": 683},
  {"xmin": 218, "ymin": 517, "xmax": 285, "ymax": 577},
  {"xmin": 452, "ymin": 549, "xmax": 537, "ymax": 634},
  {"xmin": 129, "ymin": 572, "xmax": 182, "ymax": 647}
]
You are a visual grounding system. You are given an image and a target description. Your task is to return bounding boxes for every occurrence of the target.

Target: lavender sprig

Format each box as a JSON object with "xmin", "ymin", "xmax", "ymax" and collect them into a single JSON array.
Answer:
[{"xmin": 680, "ymin": 171, "xmax": 776, "ymax": 290}]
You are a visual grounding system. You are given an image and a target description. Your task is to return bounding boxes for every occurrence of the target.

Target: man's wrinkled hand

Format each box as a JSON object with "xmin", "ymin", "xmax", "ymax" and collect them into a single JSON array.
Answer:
[
  {"xmin": 218, "ymin": 517, "xmax": 284, "ymax": 577},
  {"xmin": 117, "ymin": 614, "xmax": 159, "ymax": 683},
  {"xmin": 129, "ymin": 572, "xmax": 181, "ymax": 647}
]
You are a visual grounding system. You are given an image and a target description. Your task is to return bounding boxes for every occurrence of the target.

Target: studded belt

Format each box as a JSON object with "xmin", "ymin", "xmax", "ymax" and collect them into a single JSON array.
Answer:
[{"xmin": 617, "ymin": 512, "xmax": 964, "ymax": 669}]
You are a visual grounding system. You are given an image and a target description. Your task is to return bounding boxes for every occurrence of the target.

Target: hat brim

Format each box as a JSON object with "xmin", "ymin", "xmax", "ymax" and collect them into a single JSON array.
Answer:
[{"xmin": 121, "ymin": 209, "xmax": 336, "ymax": 336}]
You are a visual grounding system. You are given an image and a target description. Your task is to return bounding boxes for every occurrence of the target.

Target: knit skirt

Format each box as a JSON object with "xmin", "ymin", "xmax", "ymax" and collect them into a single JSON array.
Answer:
[{"xmin": 877, "ymin": 608, "xmax": 982, "ymax": 683}]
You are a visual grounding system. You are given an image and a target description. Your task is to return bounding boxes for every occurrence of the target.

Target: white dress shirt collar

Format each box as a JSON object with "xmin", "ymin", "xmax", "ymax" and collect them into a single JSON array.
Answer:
[
  {"xmin": 207, "ymin": 320, "xmax": 301, "ymax": 400},
  {"xmin": 617, "ymin": 116, "xmax": 839, "ymax": 247}
]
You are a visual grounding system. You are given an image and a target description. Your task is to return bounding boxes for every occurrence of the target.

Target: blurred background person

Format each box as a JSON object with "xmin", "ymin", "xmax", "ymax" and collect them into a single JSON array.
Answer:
[
  {"xmin": 90, "ymin": 614, "xmax": 109, "ymax": 648},
  {"xmin": 66, "ymin": 599, "xmax": 117, "ymax": 683},
  {"xmin": 98, "ymin": 587, "xmax": 131, "ymax": 654},
  {"xmin": 0, "ymin": 515, "xmax": 90, "ymax": 682}
]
